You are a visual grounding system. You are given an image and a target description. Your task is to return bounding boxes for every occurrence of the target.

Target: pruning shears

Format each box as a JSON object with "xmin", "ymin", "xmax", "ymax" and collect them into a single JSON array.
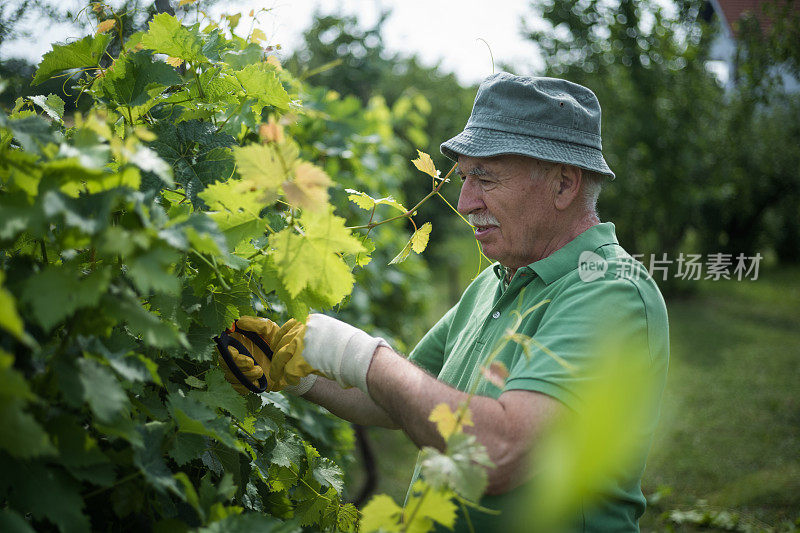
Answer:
[{"xmin": 214, "ymin": 320, "xmax": 274, "ymax": 393}]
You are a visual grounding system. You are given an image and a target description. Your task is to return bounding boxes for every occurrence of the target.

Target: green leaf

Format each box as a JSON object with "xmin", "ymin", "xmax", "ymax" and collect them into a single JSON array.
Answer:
[
  {"xmin": 99, "ymin": 50, "xmax": 181, "ymax": 108},
  {"xmin": 295, "ymin": 487, "xmax": 336, "ymax": 526},
  {"xmin": 27, "ymin": 94, "xmax": 65, "ymax": 122},
  {"xmin": 107, "ymin": 291, "xmax": 186, "ymax": 348},
  {"xmin": 1, "ymin": 458, "xmax": 91, "ymax": 533},
  {"xmin": 169, "ymin": 432, "xmax": 208, "ymax": 466},
  {"xmin": 6, "ymin": 115, "xmax": 56, "ymax": 153},
  {"xmin": 419, "ymin": 432, "xmax": 492, "ymax": 502},
  {"xmin": 77, "ymin": 357, "xmax": 130, "ymax": 424},
  {"xmin": 33, "ymin": 33, "xmax": 112, "ymax": 84},
  {"xmin": 269, "ymin": 208, "xmax": 366, "ymax": 307},
  {"xmin": 360, "ymin": 494, "xmax": 402, "ymax": 532},
  {"xmin": 0, "ymin": 509, "xmax": 36, "ymax": 533},
  {"xmin": 196, "ymin": 513, "xmax": 298, "ymax": 533},
  {"xmin": 168, "ymin": 392, "xmax": 238, "ymax": 449},
  {"xmin": 49, "ymin": 413, "xmax": 114, "ymax": 485},
  {"xmin": 269, "ymin": 431, "xmax": 305, "ymax": 468},
  {"xmin": 133, "ymin": 421, "xmax": 179, "ymax": 495},
  {"xmin": 21, "ymin": 265, "xmax": 112, "ymax": 332},
  {"xmin": 140, "ymin": 13, "xmax": 206, "ymax": 63},
  {"xmin": 0, "ymin": 271, "xmax": 25, "ymax": 340},
  {"xmin": 189, "ymin": 368, "xmax": 247, "ymax": 420},
  {"xmin": 127, "ymin": 247, "xmax": 181, "ymax": 295},
  {"xmin": 266, "ymin": 464, "xmax": 298, "ymax": 492},
  {"xmin": 0, "ymin": 350, "xmax": 56, "ymax": 458},
  {"xmin": 198, "ymin": 178, "xmax": 265, "ymax": 215},
  {"xmin": 234, "ymin": 62, "xmax": 291, "ymax": 112},
  {"xmin": 311, "ymin": 457, "xmax": 344, "ymax": 493}
]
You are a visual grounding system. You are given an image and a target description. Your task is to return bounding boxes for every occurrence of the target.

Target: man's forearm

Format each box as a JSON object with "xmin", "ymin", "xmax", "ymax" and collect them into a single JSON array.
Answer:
[
  {"xmin": 301, "ymin": 375, "xmax": 399, "ymax": 429},
  {"xmin": 367, "ymin": 346, "xmax": 504, "ymax": 452}
]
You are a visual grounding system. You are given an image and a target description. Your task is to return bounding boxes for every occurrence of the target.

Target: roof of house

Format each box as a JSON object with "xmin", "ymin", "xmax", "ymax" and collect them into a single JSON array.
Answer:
[{"xmin": 710, "ymin": 0, "xmax": 797, "ymax": 37}]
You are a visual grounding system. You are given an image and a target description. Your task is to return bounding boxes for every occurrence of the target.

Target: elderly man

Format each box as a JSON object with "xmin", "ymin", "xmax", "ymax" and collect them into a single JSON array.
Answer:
[{"xmin": 219, "ymin": 72, "xmax": 669, "ymax": 532}]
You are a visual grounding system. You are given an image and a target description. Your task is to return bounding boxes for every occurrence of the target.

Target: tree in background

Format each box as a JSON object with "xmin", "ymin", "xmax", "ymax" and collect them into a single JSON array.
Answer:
[{"xmin": 521, "ymin": 0, "xmax": 800, "ymax": 278}]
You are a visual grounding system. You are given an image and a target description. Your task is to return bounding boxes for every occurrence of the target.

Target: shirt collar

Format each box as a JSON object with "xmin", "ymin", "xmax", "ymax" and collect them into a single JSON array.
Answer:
[{"xmin": 492, "ymin": 222, "xmax": 619, "ymax": 285}]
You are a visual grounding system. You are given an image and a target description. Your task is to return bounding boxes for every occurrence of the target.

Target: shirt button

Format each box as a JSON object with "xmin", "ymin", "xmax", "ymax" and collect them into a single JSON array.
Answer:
[{"xmin": 492, "ymin": 311, "xmax": 501, "ymax": 319}]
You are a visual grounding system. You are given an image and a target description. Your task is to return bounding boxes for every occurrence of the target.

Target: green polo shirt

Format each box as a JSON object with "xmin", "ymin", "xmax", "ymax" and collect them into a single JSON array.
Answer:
[{"xmin": 407, "ymin": 222, "xmax": 669, "ymax": 532}]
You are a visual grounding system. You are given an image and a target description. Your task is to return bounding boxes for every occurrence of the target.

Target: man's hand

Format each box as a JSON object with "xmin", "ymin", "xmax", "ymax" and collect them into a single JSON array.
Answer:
[
  {"xmin": 217, "ymin": 314, "xmax": 388, "ymax": 396},
  {"xmin": 217, "ymin": 316, "xmax": 314, "ymax": 394}
]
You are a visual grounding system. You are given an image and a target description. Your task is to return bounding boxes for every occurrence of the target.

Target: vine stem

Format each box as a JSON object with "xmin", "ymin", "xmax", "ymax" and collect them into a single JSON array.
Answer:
[
  {"xmin": 190, "ymin": 248, "xmax": 230, "ymax": 290},
  {"xmin": 82, "ymin": 471, "xmax": 142, "ymax": 499},
  {"xmin": 347, "ymin": 163, "xmax": 457, "ymax": 231}
]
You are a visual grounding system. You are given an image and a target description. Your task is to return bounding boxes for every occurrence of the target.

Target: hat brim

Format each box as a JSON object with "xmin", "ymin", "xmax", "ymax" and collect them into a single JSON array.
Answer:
[{"xmin": 441, "ymin": 127, "xmax": 615, "ymax": 180}]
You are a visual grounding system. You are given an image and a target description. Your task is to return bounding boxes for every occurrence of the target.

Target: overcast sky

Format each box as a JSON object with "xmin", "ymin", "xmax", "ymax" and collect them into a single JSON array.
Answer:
[{"xmin": 2, "ymin": 0, "xmax": 545, "ymax": 84}]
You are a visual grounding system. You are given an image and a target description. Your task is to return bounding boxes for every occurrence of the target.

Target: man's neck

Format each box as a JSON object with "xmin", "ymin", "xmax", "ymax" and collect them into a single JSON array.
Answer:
[{"xmin": 506, "ymin": 213, "xmax": 601, "ymax": 279}]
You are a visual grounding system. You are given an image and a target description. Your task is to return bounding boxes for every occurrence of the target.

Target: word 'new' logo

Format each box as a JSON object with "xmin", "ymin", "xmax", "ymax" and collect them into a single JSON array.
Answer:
[{"xmin": 578, "ymin": 251, "xmax": 608, "ymax": 282}]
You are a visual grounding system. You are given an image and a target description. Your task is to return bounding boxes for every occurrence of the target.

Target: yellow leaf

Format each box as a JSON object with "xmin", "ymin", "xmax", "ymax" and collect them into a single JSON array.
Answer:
[
  {"xmin": 410, "ymin": 222, "xmax": 432, "ymax": 253},
  {"xmin": 166, "ymin": 56, "xmax": 183, "ymax": 67},
  {"xmin": 179, "ymin": 0, "xmax": 197, "ymax": 5},
  {"xmin": 233, "ymin": 144, "xmax": 284, "ymax": 204},
  {"xmin": 346, "ymin": 189, "xmax": 376, "ymax": 211},
  {"xmin": 282, "ymin": 162, "xmax": 331, "ymax": 211},
  {"xmin": 96, "ymin": 19, "xmax": 116, "ymax": 35},
  {"xmin": 266, "ymin": 55, "xmax": 282, "ymax": 71},
  {"xmin": 428, "ymin": 403, "xmax": 473, "ymax": 440},
  {"xmin": 412, "ymin": 150, "xmax": 439, "ymax": 179},
  {"xmin": 250, "ymin": 28, "xmax": 267, "ymax": 43}
]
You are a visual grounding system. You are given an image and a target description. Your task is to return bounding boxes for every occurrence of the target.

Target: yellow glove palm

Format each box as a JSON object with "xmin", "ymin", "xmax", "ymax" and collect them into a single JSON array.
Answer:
[{"xmin": 216, "ymin": 316, "xmax": 315, "ymax": 395}]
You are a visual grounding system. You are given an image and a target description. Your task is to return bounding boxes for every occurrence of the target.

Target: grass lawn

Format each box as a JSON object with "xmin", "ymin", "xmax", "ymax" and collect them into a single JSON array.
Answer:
[{"xmin": 348, "ymin": 267, "xmax": 800, "ymax": 531}]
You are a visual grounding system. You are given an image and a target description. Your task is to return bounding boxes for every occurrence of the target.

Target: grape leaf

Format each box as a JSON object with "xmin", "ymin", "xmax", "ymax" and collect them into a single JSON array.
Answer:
[
  {"xmin": 266, "ymin": 464, "xmax": 298, "ymax": 492},
  {"xmin": 232, "ymin": 143, "xmax": 285, "ymax": 204},
  {"xmin": 268, "ymin": 431, "xmax": 305, "ymax": 468},
  {"xmin": 234, "ymin": 62, "xmax": 291, "ymax": 112},
  {"xmin": 269, "ymin": 208, "xmax": 366, "ymax": 306},
  {"xmin": 282, "ymin": 162, "xmax": 331, "ymax": 211},
  {"xmin": 21, "ymin": 265, "xmax": 112, "ymax": 332},
  {"xmin": 404, "ymin": 481, "xmax": 457, "ymax": 533},
  {"xmin": 198, "ymin": 178, "xmax": 265, "ymax": 215},
  {"xmin": 2, "ymin": 460, "xmax": 90, "ymax": 533},
  {"xmin": 0, "ymin": 271, "xmax": 24, "ymax": 340},
  {"xmin": 99, "ymin": 50, "xmax": 181, "ymax": 107},
  {"xmin": 170, "ymin": 433, "xmax": 208, "ymax": 466},
  {"xmin": 140, "ymin": 13, "xmax": 205, "ymax": 63},
  {"xmin": 419, "ymin": 432, "xmax": 493, "ymax": 502},
  {"xmin": 295, "ymin": 486, "xmax": 336, "ymax": 526},
  {"xmin": 311, "ymin": 457, "xmax": 344, "ymax": 493},
  {"xmin": 168, "ymin": 393, "xmax": 238, "ymax": 448},
  {"xmin": 189, "ymin": 368, "xmax": 247, "ymax": 420},
  {"xmin": 389, "ymin": 222, "xmax": 432, "ymax": 265},
  {"xmin": 360, "ymin": 494, "xmax": 402, "ymax": 532},
  {"xmin": 345, "ymin": 188, "xmax": 407, "ymax": 213},
  {"xmin": 0, "ymin": 509, "xmax": 36, "ymax": 533},
  {"xmin": 106, "ymin": 291, "xmax": 186, "ymax": 348},
  {"xmin": 196, "ymin": 513, "xmax": 297, "ymax": 533},
  {"xmin": 428, "ymin": 402, "xmax": 473, "ymax": 440},
  {"xmin": 411, "ymin": 150, "xmax": 440, "ymax": 179},
  {"xmin": 133, "ymin": 421, "xmax": 179, "ymax": 495},
  {"xmin": 77, "ymin": 357, "xmax": 131, "ymax": 424},
  {"xmin": 27, "ymin": 94, "xmax": 65, "ymax": 122},
  {"xmin": 33, "ymin": 33, "xmax": 112, "ymax": 84},
  {"xmin": 127, "ymin": 247, "xmax": 181, "ymax": 295}
]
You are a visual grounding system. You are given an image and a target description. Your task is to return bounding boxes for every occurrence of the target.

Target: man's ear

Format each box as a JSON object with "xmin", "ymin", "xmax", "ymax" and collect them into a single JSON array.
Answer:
[{"xmin": 553, "ymin": 164, "xmax": 582, "ymax": 211}]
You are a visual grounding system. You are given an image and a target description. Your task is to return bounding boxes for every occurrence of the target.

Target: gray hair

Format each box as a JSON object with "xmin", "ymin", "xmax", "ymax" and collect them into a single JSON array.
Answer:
[{"xmin": 530, "ymin": 161, "xmax": 604, "ymax": 215}]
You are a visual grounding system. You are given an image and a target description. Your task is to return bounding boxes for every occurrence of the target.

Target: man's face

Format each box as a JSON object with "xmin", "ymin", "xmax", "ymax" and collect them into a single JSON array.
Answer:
[{"xmin": 456, "ymin": 154, "xmax": 556, "ymax": 269}]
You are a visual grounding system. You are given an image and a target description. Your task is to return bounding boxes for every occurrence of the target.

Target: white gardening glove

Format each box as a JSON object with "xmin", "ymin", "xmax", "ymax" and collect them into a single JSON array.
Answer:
[{"xmin": 299, "ymin": 313, "xmax": 389, "ymax": 396}]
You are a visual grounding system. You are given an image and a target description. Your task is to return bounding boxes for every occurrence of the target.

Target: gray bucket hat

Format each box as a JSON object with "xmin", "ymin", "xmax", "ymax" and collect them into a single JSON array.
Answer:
[{"xmin": 441, "ymin": 72, "xmax": 615, "ymax": 180}]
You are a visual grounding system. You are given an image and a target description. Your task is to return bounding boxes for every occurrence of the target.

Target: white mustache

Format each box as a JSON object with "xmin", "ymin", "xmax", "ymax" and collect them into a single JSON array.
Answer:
[{"xmin": 467, "ymin": 213, "xmax": 500, "ymax": 227}]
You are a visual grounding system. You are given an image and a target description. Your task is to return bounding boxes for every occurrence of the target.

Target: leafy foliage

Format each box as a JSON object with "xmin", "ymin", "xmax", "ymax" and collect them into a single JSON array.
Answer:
[{"xmin": 0, "ymin": 7, "xmax": 453, "ymax": 531}]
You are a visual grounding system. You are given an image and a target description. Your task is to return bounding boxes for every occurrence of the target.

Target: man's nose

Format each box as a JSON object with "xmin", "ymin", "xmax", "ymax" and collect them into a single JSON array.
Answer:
[{"xmin": 457, "ymin": 179, "xmax": 485, "ymax": 216}]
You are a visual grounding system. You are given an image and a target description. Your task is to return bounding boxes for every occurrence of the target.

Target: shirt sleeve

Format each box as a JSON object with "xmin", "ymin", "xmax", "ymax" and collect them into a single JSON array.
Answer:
[
  {"xmin": 407, "ymin": 304, "xmax": 460, "ymax": 377},
  {"xmin": 503, "ymin": 276, "xmax": 664, "ymax": 412}
]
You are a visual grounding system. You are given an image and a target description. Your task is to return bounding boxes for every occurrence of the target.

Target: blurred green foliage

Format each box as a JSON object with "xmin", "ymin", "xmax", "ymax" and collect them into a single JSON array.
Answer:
[{"xmin": 523, "ymin": 0, "xmax": 800, "ymax": 287}]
